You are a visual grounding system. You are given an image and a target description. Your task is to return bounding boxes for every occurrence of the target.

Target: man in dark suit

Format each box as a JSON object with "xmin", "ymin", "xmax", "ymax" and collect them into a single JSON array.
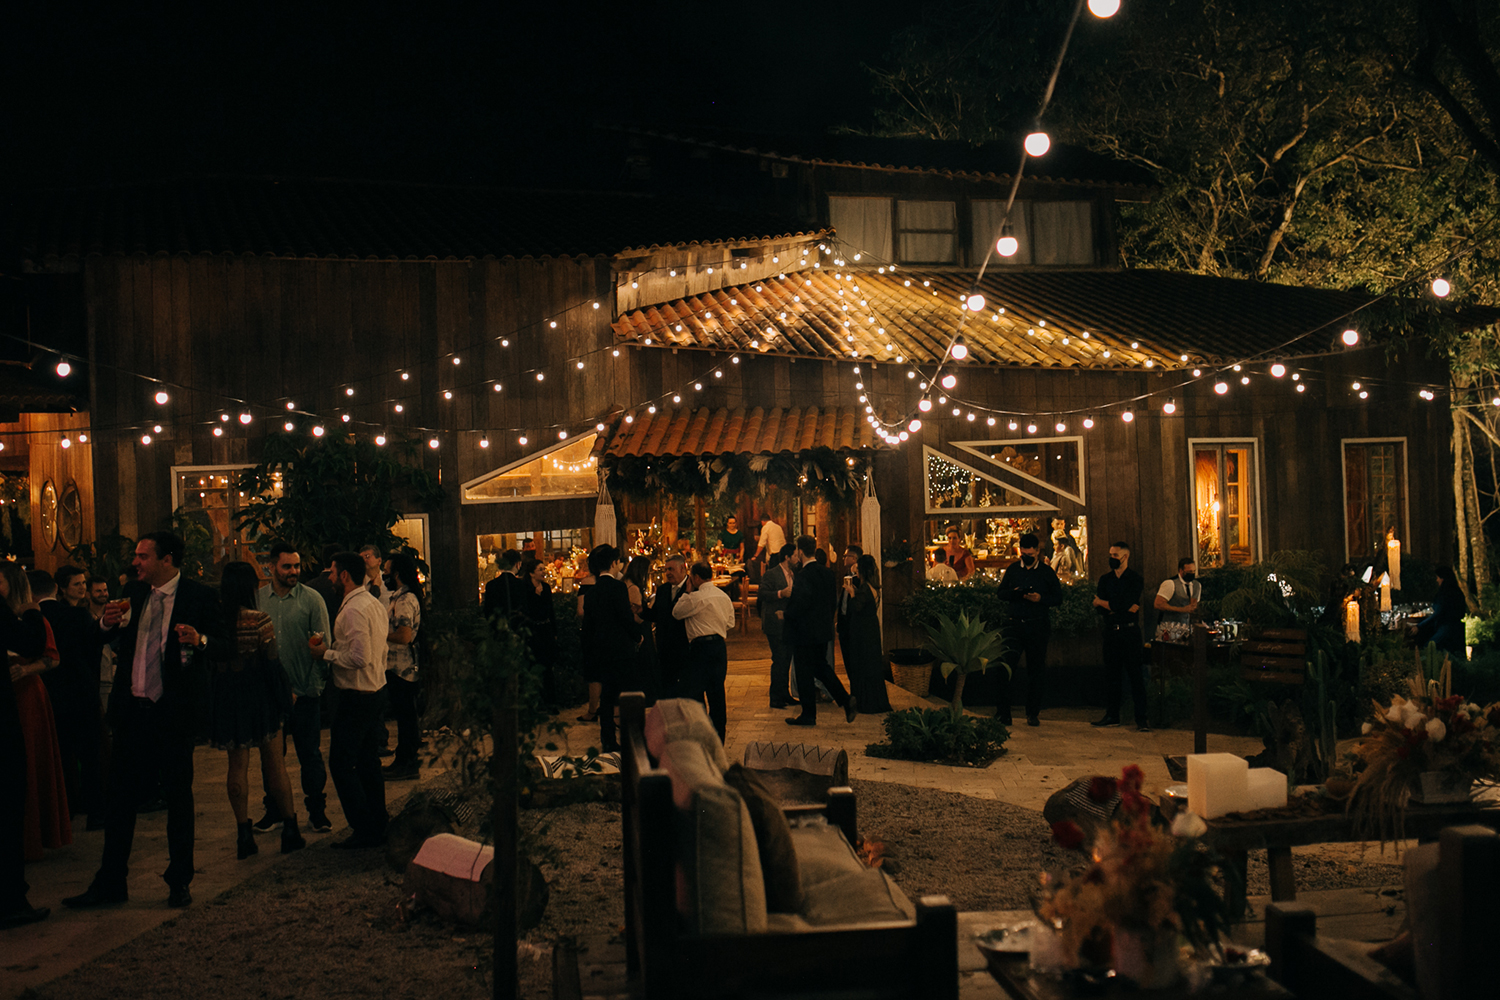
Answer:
[
  {"xmin": 31, "ymin": 570, "xmax": 106, "ymax": 829},
  {"xmin": 834, "ymin": 544, "xmax": 862, "ymax": 688},
  {"xmin": 782, "ymin": 535, "xmax": 857, "ymax": 727},
  {"xmin": 63, "ymin": 531, "xmax": 227, "ymax": 910},
  {"xmin": 581, "ymin": 544, "xmax": 637, "ymax": 752},
  {"xmin": 640, "ymin": 554, "xmax": 689, "ymax": 692},
  {"xmin": 481, "ymin": 549, "xmax": 524, "ymax": 621}
]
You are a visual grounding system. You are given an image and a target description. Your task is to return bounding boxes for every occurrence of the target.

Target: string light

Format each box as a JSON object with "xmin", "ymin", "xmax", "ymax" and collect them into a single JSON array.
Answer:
[
  {"xmin": 964, "ymin": 294, "xmax": 985, "ymax": 312},
  {"xmin": 1055, "ymin": 420, "xmax": 1067, "ymax": 432},
  {"xmin": 313, "ymin": 426, "xmax": 325, "ymax": 437},
  {"xmin": 154, "ymin": 391, "xmax": 169, "ymax": 405},
  {"xmin": 1342, "ymin": 329, "xmax": 1360, "ymax": 346},
  {"xmin": 1082, "ymin": 415, "xmax": 1095, "ymax": 429},
  {"xmin": 1432, "ymin": 278, "xmax": 1451, "ymax": 297},
  {"xmin": 1270, "ymin": 363, "xmax": 1286, "ymax": 378},
  {"xmin": 1089, "ymin": 0, "xmax": 1121, "ymax": 16},
  {"xmin": 60, "ymin": 437, "xmax": 71, "ymax": 449},
  {"xmin": 1214, "ymin": 382, "xmax": 1229, "ymax": 395},
  {"xmin": 284, "ymin": 421, "xmax": 295, "ymax": 432},
  {"xmin": 213, "ymin": 427, "xmax": 223, "ymax": 437},
  {"xmin": 1163, "ymin": 398, "xmax": 1177, "ymax": 414},
  {"xmin": 941, "ymin": 374, "xmax": 957, "ymax": 390},
  {"xmin": 376, "ymin": 434, "xmax": 387, "ymax": 446},
  {"xmin": 918, "ymin": 399, "xmax": 933, "ymax": 412},
  {"xmin": 908, "ymin": 418, "xmax": 922, "ymax": 432},
  {"xmin": 1122, "ymin": 409, "xmax": 1135, "ymax": 423},
  {"xmin": 141, "ymin": 434, "xmax": 151, "ymax": 445},
  {"xmin": 996, "ymin": 232, "xmax": 1019, "ymax": 257},
  {"xmin": 239, "ymin": 413, "xmax": 252, "ymax": 424},
  {"xmin": 1026, "ymin": 422, "xmax": 1038, "ymax": 434},
  {"xmin": 1024, "ymin": 132, "xmax": 1051, "ymax": 156},
  {"xmin": 56, "ymin": 361, "xmax": 72, "ymax": 377},
  {"xmin": 428, "ymin": 437, "xmax": 440, "ymax": 449}
]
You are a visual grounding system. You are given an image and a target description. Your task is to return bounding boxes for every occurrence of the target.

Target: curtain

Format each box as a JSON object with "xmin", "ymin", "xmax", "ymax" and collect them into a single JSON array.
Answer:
[
  {"xmin": 828, "ymin": 196, "xmax": 893, "ymax": 263},
  {"xmin": 971, "ymin": 199, "xmax": 1031, "ymax": 265},
  {"xmin": 1030, "ymin": 202, "xmax": 1095, "ymax": 265}
]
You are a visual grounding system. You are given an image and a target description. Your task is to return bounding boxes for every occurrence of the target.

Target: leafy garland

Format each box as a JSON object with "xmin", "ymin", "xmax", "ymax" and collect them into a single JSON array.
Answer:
[{"xmin": 602, "ymin": 447, "xmax": 871, "ymax": 510}]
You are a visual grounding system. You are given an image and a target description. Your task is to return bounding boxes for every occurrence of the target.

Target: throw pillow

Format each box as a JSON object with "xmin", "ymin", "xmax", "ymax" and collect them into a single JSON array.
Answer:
[
  {"xmin": 724, "ymin": 764, "xmax": 802, "ymax": 913},
  {"xmin": 645, "ymin": 698, "xmax": 731, "ymax": 771}
]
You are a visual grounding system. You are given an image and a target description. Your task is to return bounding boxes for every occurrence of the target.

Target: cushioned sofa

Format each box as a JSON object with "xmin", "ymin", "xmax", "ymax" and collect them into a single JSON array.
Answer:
[{"xmin": 620, "ymin": 692, "xmax": 958, "ymax": 999}]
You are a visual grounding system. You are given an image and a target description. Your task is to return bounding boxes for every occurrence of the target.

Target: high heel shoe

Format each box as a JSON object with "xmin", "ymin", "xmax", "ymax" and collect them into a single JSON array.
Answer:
[
  {"xmin": 281, "ymin": 815, "xmax": 306, "ymax": 854},
  {"xmin": 236, "ymin": 821, "xmax": 258, "ymax": 859}
]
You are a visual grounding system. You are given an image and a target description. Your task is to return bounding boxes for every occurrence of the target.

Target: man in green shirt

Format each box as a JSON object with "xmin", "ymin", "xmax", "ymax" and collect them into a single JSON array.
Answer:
[{"xmin": 255, "ymin": 541, "xmax": 333, "ymax": 833}]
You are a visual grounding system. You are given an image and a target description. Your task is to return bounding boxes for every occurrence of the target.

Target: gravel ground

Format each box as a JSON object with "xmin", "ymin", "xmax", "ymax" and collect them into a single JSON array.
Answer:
[{"xmin": 26, "ymin": 778, "xmax": 1405, "ymax": 1000}]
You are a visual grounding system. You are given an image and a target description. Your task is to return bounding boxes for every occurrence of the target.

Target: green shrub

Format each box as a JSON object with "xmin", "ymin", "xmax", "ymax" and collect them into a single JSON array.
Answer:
[
  {"xmin": 865, "ymin": 707, "xmax": 1010, "ymax": 766},
  {"xmin": 1460, "ymin": 649, "xmax": 1500, "ymax": 703},
  {"xmin": 900, "ymin": 578, "xmax": 1099, "ymax": 638},
  {"xmin": 1198, "ymin": 550, "xmax": 1327, "ymax": 626}
]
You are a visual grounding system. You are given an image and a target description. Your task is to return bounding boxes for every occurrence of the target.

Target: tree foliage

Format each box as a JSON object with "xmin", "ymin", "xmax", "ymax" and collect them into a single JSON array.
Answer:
[{"xmin": 235, "ymin": 432, "xmax": 445, "ymax": 560}]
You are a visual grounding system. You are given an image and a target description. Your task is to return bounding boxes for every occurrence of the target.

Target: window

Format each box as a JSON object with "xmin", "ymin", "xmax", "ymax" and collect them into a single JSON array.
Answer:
[
  {"xmin": 953, "ymin": 437, "xmax": 1085, "ymax": 504},
  {"xmin": 462, "ymin": 434, "xmax": 599, "ymax": 503},
  {"xmin": 828, "ymin": 196, "xmax": 893, "ymax": 263},
  {"xmin": 972, "ymin": 200, "xmax": 1094, "ymax": 266},
  {"xmin": 896, "ymin": 200, "xmax": 957, "ymax": 263},
  {"xmin": 171, "ymin": 464, "xmax": 264, "ymax": 575},
  {"xmin": 1191, "ymin": 442, "xmax": 1258, "ymax": 568},
  {"xmin": 1343, "ymin": 439, "xmax": 1407, "ymax": 561},
  {"xmin": 923, "ymin": 447, "xmax": 1054, "ymax": 514}
]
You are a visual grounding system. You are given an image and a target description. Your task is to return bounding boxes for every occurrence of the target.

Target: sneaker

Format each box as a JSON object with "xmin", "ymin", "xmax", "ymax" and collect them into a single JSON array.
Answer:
[
  {"xmin": 1091, "ymin": 716, "xmax": 1120, "ymax": 728},
  {"xmin": 307, "ymin": 811, "xmax": 333, "ymax": 834}
]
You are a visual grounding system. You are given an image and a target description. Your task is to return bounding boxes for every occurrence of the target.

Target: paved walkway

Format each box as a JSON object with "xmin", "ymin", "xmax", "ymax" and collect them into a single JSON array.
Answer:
[{"xmin": 5, "ymin": 627, "xmax": 1260, "ymax": 997}]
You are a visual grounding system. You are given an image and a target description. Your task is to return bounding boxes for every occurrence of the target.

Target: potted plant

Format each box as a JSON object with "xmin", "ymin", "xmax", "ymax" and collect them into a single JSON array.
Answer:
[{"xmin": 922, "ymin": 611, "xmax": 1007, "ymax": 716}]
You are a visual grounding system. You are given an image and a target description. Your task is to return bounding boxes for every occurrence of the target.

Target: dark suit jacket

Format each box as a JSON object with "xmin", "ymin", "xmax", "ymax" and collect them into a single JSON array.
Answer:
[
  {"xmin": 39, "ymin": 598, "xmax": 105, "ymax": 719},
  {"xmin": 581, "ymin": 574, "xmax": 637, "ymax": 676},
  {"xmin": 106, "ymin": 575, "xmax": 228, "ymax": 734},
  {"xmin": 481, "ymin": 572, "xmax": 525, "ymax": 621},
  {"xmin": 641, "ymin": 580, "xmax": 689, "ymax": 673},
  {"xmin": 785, "ymin": 560, "xmax": 837, "ymax": 647}
]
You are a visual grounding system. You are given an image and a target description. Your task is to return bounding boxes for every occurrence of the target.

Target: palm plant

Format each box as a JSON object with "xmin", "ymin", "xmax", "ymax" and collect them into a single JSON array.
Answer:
[{"xmin": 922, "ymin": 611, "xmax": 1008, "ymax": 716}]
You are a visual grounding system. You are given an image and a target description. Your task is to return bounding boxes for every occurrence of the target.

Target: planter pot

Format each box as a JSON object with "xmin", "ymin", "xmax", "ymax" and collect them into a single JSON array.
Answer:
[
  {"xmin": 888, "ymin": 648, "xmax": 934, "ymax": 696},
  {"xmin": 1111, "ymin": 926, "xmax": 1180, "ymax": 989},
  {"xmin": 1410, "ymin": 771, "xmax": 1474, "ymax": 805}
]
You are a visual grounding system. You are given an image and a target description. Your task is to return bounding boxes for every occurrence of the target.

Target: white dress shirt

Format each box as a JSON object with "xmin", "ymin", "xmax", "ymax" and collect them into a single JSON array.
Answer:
[
  {"xmin": 757, "ymin": 519, "xmax": 786, "ymax": 558},
  {"xmin": 672, "ymin": 581, "xmax": 736, "ymax": 640},
  {"xmin": 326, "ymin": 586, "xmax": 389, "ymax": 691},
  {"xmin": 131, "ymin": 571, "xmax": 180, "ymax": 698}
]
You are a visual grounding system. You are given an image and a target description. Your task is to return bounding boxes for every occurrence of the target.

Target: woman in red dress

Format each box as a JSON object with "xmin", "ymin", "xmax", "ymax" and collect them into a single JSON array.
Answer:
[{"xmin": 2, "ymin": 561, "xmax": 71, "ymax": 860}]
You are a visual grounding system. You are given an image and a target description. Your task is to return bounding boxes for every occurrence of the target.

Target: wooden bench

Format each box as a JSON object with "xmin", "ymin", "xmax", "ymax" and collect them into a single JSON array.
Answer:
[
  {"xmin": 620, "ymin": 692, "xmax": 958, "ymax": 1000},
  {"xmin": 1265, "ymin": 825, "xmax": 1498, "ymax": 1000},
  {"xmin": 1239, "ymin": 627, "xmax": 1307, "ymax": 685}
]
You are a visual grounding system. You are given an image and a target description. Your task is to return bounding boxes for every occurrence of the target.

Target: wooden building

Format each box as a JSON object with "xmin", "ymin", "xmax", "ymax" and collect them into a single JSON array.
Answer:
[{"xmin": 6, "ymin": 139, "xmax": 1477, "ymax": 636}]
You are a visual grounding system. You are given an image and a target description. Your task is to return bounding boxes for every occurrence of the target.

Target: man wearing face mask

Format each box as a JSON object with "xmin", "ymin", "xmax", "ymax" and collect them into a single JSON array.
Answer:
[
  {"xmin": 995, "ymin": 533, "xmax": 1062, "ymax": 727},
  {"xmin": 1152, "ymin": 558, "xmax": 1201, "ymax": 646},
  {"xmin": 1092, "ymin": 542, "xmax": 1147, "ymax": 730}
]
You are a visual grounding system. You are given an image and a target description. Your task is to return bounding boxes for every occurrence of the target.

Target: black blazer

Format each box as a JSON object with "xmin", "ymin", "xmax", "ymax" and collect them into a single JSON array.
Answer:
[
  {"xmin": 581, "ymin": 574, "xmax": 637, "ymax": 672},
  {"xmin": 785, "ymin": 560, "xmax": 837, "ymax": 647},
  {"xmin": 641, "ymin": 580, "xmax": 688, "ymax": 667},
  {"xmin": 106, "ymin": 575, "xmax": 228, "ymax": 732},
  {"xmin": 39, "ymin": 598, "xmax": 105, "ymax": 716}
]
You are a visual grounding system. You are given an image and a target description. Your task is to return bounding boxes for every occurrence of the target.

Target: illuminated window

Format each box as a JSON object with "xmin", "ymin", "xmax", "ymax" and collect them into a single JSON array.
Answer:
[
  {"xmin": 462, "ymin": 434, "xmax": 599, "ymax": 504},
  {"xmin": 954, "ymin": 437, "xmax": 1084, "ymax": 504},
  {"xmin": 1191, "ymin": 442, "xmax": 1258, "ymax": 569},
  {"xmin": 170, "ymin": 464, "xmax": 263, "ymax": 575},
  {"xmin": 1343, "ymin": 439, "xmax": 1407, "ymax": 561},
  {"xmin": 922, "ymin": 447, "xmax": 1054, "ymax": 514}
]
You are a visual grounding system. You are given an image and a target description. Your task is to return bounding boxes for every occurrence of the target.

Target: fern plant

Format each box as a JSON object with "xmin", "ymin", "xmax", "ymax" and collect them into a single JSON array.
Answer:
[{"xmin": 921, "ymin": 611, "xmax": 1008, "ymax": 716}]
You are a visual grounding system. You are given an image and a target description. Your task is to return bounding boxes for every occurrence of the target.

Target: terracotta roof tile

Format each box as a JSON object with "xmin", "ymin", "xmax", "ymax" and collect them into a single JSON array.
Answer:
[
  {"xmin": 611, "ymin": 268, "xmax": 1462, "ymax": 366},
  {"xmin": 605, "ymin": 406, "xmax": 881, "ymax": 458}
]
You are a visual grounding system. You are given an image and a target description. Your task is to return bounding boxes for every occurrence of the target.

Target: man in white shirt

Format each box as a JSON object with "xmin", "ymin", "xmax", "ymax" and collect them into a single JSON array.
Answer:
[
  {"xmin": 672, "ymin": 563, "xmax": 736, "ymax": 742},
  {"xmin": 360, "ymin": 544, "xmax": 394, "ymax": 608},
  {"xmin": 1152, "ymin": 557, "xmax": 1201, "ymax": 644},
  {"xmin": 927, "ymin": 548, "xmax": 959, "ymax": 582},
  {"xmin": 310, "ymin": 551, "xmax": 390, "ymax": 849},
  {"xmin": 752, "ymin": 517, "xmax": 787, "ymax": 574}
]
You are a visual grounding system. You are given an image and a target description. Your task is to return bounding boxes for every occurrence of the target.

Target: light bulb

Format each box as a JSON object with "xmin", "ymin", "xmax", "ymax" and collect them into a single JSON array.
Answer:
[
  {"xmin": 1009, "ymin": 421, "xmax": 1019, "ymax": 431},
  {"xmin": 1352, "ymin": 382, "xmax": 1362, "ymax": 390},
  {"xmin": 918, "ymin": 398, "xmax": 932, "ymax": 412},
  {"xmin": 376, "ymin": 434, "xmax": 387, "ymax": 446},
  {"xmin": 1082, "ymin": 416, "xmax": 1095, "ymax": 429},
  {"xmin": 1088, "ymin": 0, "xmax": 1121, "ymax": 16},
  {"xmin": 1024, "ymin": 132, "xmax": 1051, "ymax": 157},
  {"xmin": 997, "ymin": 236, "xmax": 1019, "ymax": 257},
  {"xmin": 153, "ymin": 424, "xmax": 162, "ymax": 434},
  {"xmin": 56, "ymin": 361, "xmax": 72, "ymax": 377},
  {"xmin": 1432, "ymin": 277, "xmax": 1451, "ymax": 297},
  {"xmin": 428, "ymin": 438, "xmax": 440, "ymax": 450},
  {"xmin": 1342, "ymin": 329, "xmax": 1360, "ymax": 346},
  {"xmin": 154, "ymin": 391, "xmax": 169, "ymax": 405},
  {"xmin": 1296, "ymin": 384, "xmax": 1306, "ymax": 393},
  {"xmin": 1055, "ymin": 421, "xmax": 1067, "ymax": 432},
  {"xmin": 1270, "ymin": 363, "xmax": 1286, "ymax": 378},
  {"xmin": 519, "ymin": 436, "xmax": 528, "ymax": 445},
  {"xmin": 965, "ymin": 294, "xmax": 985, "ymax": 312},
  {"xmin": 941, "ymin": 374, "xmax": 957, "ymax": 390},
  {"xmin": 1214, "ymin": 382, "xmax": 1229, "ymax": 395},
  {"xmin": 213, "ymin": 427, "xmax": 223, "ymax": 437},
  {"xmin": 1122, "ymin": 409, "xmax": 1135, "ymax": 423},
  {"xmin": 60, "ymin": 437, "xmax": 71, "ymax": 449},
  {"xmin": 950, "ymin": 337, "xmax": 969, "ymax": 361},
  {"xmin": 1163, "ymin": 399, "xmax": 1177, "ymax": 415},
  {"xmin": 141, "ymin": 434, "xmax": 152, "ymax": 445},
  {"xmin": 284, "ymin": 421, "xmax": 295, "ymax": 432},
  {"xmin": 313, "ymin": 425, "xmax": 326, "ymax": 437},
  {"xmin": 239, "ymin": 413, "xmax": 252, "ymax": 424},
  {"xmin": 908, "ymin": 419, "xmax": 922, "ymax": 433},
  {"xmin": 1027, "ymin": 423, "xmax": 1038, "ymax": 434}
]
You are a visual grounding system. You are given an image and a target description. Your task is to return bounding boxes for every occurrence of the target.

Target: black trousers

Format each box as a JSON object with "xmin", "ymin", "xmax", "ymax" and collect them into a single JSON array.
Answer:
[
  {"xmin": 999, "ymin": 622, "xmax": 1050, "ymax": 719},
  {"xmin": 792, "ymin": 640, "xmax": 849, "ymax": 723},
  {"xmin": 679, "ymin": 635, "xmax": 728, "ymax": 742},
  {"xmin": 764, "ymin": 630, "xmax": 793, "ymax": 704},
  {"xmin": 329, "ymin": 686, "xmax": 389, "ymax": 841},
  {"xmin": 55, "ymin": 696, "xmax": 104, "ymax": 819},
  {"xmin": 96, "ymin": 697, "xmax": 196, "ymax": 891},
  {"xmin": 386, "ymin": 673, "xmax": 420, "ymax": 765},
  {"xmin": 1102, "ymin": 623, "xmax": 1148, "ymax": 721}
]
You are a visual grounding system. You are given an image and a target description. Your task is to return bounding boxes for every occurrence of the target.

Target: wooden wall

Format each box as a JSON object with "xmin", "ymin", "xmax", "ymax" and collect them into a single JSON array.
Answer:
[{"xmin": 24, "ymin": 411, "xmax": 95, "ymax": 573}]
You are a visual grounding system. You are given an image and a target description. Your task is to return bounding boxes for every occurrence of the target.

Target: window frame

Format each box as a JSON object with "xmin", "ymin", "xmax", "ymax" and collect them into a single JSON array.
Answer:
[
  {"xmin": 460, "ymin": 434, "xmax": 600, "ymax": 505},
  {"xmin": 894, "ymin": 199, "xmax": 958, "ymax": 265},
  {"xmin": 1340, "ymin": 437, "xmax": 1410, "ymax": 563},
  {"xmin": 1186, "ymin": 438, "xmax": 1264, "ymax": 570},
  {"xmin": 952, "ymin": 435, "xmax": 1086, "ymax": 505},
  {"xmin": 921, "ymin": 445, "xmax": 1056, "ymax": 515}
]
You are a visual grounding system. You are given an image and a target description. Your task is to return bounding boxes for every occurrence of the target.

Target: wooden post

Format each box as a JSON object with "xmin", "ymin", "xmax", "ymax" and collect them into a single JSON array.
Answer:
[
  {"xmin": 1192, "ymin": 623, "xmax": 1208, "ymax": 755},
  {"xmin": 493, "ymin": 668, "xmax": 518, "ymax": 1000}
]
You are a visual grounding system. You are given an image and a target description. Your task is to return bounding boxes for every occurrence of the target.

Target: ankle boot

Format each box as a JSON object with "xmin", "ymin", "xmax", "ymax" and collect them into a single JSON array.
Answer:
[
  {"xmin": 281, "ymin": 815, "xmax": 306, "ymax": 854},
  {"xmin": 237, "ymin": 821, "xmax": 258, "ymax": 859}
]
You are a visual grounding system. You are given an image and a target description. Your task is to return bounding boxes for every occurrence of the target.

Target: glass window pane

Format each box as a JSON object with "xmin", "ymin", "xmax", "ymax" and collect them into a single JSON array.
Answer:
[
  {"xmin": 897, "ymin": 200, "xmax": 955, "ymax": 230},
  {"xmin": 925, "ymin": 452, "xmax": 1047, "ymax": 510},
  {"xmin": 828, "ymin": 196, "xmax": 893, "ymax": 262},
  {"xmin": 464, "ymin": 434, "xmax": 599, "ymax": 501},
  {"xmin": 899, "ymin": 232, "xmax": 955, "ymax": 263},
  {"xmin": 1030, "ymin": 201, "xmax": 1095, "ymax": 265},
  {"xmin": 1194, "ymin": 449, "xmax": 1223, "ymax": 569},
  {"xmin": 967, "ymin": 440, "xmax": 1080, "ymax": 496}
]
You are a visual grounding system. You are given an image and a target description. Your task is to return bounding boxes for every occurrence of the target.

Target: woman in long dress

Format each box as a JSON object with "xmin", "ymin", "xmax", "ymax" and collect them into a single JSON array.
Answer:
[
  {"xmin": 516, "ymin": 556, "xmax": 559, "ymax": 706},
  {"xmin": 208, "ymin": 561, "xmax": 304, "ymax": 858},
  {"xmin": 623, "ymin": 556, "xmax": 661, "ymax": 702},
  {"xmin": 3, "ymin": 562, "xmax": 70, "ymax": 860},
  {"xmin": 843, "ymin": 554, "xmax": 891, "ymax": 713}
]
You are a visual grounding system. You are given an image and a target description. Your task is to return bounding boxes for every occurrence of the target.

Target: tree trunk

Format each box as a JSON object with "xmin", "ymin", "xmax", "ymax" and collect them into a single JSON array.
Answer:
[
  {"xmin": 1454, "ymin": 406, "xmax": 1472, "ymax": 590},
  {"xmin": 1463, "ymin": 424, "xmax": 1490, "ymax": 607},
  {"xmin": 951, "ymin": 672, "xmax": 967, "ymax": 716}
]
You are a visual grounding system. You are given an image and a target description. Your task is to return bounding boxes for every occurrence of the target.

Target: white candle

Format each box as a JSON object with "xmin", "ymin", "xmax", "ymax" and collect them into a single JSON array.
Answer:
[
  {"xmin": 1344, "ymin": 599, "xmax": 1360, "ymax": 643},
  {"xmin": 1380, "ymin": 573, "xmax": 1392, "ymax": 613},
  {"xmin": 1387, "ymin": 538, "xmax": 1402, "ymax": 590}
]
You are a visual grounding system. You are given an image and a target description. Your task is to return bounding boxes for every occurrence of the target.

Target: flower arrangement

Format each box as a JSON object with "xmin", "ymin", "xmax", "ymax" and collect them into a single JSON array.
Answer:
[
  {"xmin": 1345, "ymin": 664, "xmax": 1500, "ymax": 848},
  {"xmin": 1034, "ymin": 766, "xmax": 1231, "ymax": 979}
]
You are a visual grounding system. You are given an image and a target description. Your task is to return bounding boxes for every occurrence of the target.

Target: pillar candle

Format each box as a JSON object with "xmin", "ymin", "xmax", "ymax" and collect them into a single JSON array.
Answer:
[
  {"xmin": 1387, "ymin": 538, "xmax": 1402, "ymax": 590},
  {"xmin": 1380, "ymin": 573, "xmax": 1392, "ymax": 613},
  {"xmin": 1344, "ymin": 599, "xmax": 1360, "ymax": 644}
]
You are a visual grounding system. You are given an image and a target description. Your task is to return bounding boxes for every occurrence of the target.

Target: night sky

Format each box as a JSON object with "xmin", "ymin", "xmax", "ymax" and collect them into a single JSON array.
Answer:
[{"xmin": 15, "ymin": 3, "xmax": 921, "ymax": 190}]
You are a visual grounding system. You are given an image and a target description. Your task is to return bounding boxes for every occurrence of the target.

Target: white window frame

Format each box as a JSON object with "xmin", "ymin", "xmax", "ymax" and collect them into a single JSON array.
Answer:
[
  {"xmin": 1186, "ymin": 438, "xmax": 1265, "ymax": 570},
  {"xmin": 170, "ymin": 464, "xmax": 256, "ymax": 512},
  {"xmin": 460, "ymin": 434, "xmax": 600, "ymax": 505},
  {"xmin": 951, "ymin": 436, "xmax": 1086, "ymax": 505},
  {"xmin": 1340, "ymin": 437, "xmax": 1410, "ymax": 563},
  {"xmin": 921, "ymin": 446, "xmax": 1055, "ymax": 515}
]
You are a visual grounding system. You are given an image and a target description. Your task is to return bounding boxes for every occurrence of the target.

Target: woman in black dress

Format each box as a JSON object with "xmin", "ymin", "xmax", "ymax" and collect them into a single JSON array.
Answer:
[
  {"xmin": 209, "ymin": 561, "xmax": 304, "ymax": 858},
  {"xmin": 516, "ymin": 557, "xmax": 559, "ymax": 704},
  {"xmin": 623, "ymin": 556, "xmax": 661, "ymax": 702},
  {"xmin": 843, "ymin": 554, "xmax": 891, "ymax": 713}
]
